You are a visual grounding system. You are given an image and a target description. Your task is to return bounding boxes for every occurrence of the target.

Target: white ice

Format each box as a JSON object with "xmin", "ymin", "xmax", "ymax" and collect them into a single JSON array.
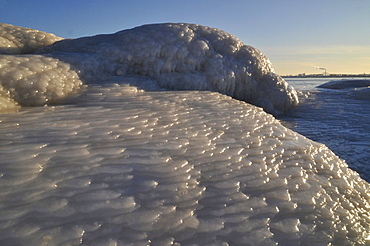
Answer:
[
  {"xmin": 0, "ymin": 23, "xmax": 369, "ymax": 246},
  {"xmin": 0, "ymin": 23, "xmax": 299, "ymax": 115},
  {"xmin": 0, "ymin": 23, "xmax": 62, "ymax": 54},
  {"xmin": 0, "ymin": 54, "xmax": 83, "ymax": 110},
  {"xmin": 37, "ymin": 23, "xmax": 299, "ymax": 116}
]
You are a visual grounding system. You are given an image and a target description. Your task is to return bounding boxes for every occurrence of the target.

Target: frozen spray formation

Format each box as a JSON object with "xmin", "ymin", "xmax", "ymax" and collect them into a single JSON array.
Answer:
[
  {"xmin": 0, "ymin": 55, "xmax": 83, "ymax": 109},
  {"xmin": 0, "ymin": 23, "xmax": 299, "ymax": 115},
  {"xmin": 0, "ymin": 23, "xmax": 63, "ymax": 54},
  {"xmin": 38, "ymin": 23, "xmax": 298, "ymax": 115},
  {"xmin": 0, "ymin": 24, "xmax": 81, "ymax": 111},
  {"xmin": 0, "ymin": 23, "xmax": 369, "ymax": 245}
]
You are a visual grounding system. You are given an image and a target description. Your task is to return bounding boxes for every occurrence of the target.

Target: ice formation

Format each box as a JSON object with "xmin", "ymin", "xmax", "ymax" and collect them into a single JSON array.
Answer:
[
  {"xmin": 0, "ymin": 24, "xmax": 81, "ymax": 111},
  {"xmin": 351, "ymin": 87, "xmax": 370, "ymax": 100},
  {"xmin": 0, "ymin": 23, "xmax": 63, "ymax": 54},
  {"xmin": 0, "ymin": 23, "xmax": 369, "ymax": 245},
  {"xmin": 318, "ymin": 79, "xmax": 370, "ymax": 89},
  {"xmin": 318, "ymin": 79, "xmax": 370, "ymax": 101},
  {"xmin": 38, "ymin": 23, "xmax": 299, "ymax": 115},
  {"xmin": 0, "ymin": 55, "xmax": 83, "ymax": 110},
  {"xmin": 0, "ymin": 23, "xmax": 299, "ymax": 115},
  {"xmin": 0, "ymin": 81, "xmax": 369, "ymax": 245}
]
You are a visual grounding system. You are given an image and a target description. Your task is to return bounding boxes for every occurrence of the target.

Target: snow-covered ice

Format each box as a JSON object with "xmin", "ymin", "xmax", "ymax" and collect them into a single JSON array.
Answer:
[{"xmin": 0, "ymin": 23, "xmax": 369, "ymax": 245}]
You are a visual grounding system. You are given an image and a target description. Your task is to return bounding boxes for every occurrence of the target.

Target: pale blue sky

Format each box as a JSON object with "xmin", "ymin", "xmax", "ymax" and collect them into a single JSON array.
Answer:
[{"xmin": 1, "ymin": 0, "xmax": 369, "ymax": 75}]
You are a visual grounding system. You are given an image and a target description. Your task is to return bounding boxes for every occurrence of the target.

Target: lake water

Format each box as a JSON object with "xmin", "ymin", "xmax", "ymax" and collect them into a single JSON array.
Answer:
[{"xmin": 280, "ymin": 77, "xmax": 370, "ymax": 182}]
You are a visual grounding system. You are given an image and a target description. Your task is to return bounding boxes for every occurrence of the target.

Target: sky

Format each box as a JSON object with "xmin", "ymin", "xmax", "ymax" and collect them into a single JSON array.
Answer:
[{"xmin": 1, "ymin": 0, "xmax": 369, "ymax": 75}]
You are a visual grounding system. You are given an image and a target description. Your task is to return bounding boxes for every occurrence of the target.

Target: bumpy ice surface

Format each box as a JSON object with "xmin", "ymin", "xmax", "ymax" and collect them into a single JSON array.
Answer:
[
  {"xmin": 0, "ymin": 80, "xmax": 369, "ymax": 245},
  {"xmin": 0, "ymin": 23, "xmax": 82, "ymax": 111},
  {"xmin": 0, "ymin": 54, "xmax": 83, "ymax": 111},
  {"xmin": 0, "ymin": 23, "xmax": 63, "ymax": 54},
  {"xmin": 0, "ymin": 23, "xmax": 369, "ymax": 245},
  {"xmin": 38, "ymin": 23, "xmax": 298, "ymax": 115},
  {"xmin": 0, "ymin": 23, "xmax": 299, "ymax": 115}
]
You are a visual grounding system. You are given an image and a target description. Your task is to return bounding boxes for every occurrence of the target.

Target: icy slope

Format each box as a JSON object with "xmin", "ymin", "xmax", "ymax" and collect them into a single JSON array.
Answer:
[{"xmin": 0, "ymin": 80, "xmax": 369, "ymax": 245}]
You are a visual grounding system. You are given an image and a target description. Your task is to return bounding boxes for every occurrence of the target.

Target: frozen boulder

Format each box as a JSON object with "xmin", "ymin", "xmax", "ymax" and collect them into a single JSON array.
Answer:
[{"xmin": 39, "ymin": 23, "xmax": 299, "ymax": 115}]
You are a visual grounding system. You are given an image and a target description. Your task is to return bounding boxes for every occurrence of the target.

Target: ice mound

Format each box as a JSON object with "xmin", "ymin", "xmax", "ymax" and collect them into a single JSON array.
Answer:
[
  {"xmin": 0, "ymin": 54, "xmax": 84, "ymax": 111},
  {"xmin": 318, "ymin": 79, "xmax": 370, "ymax": 89},
  {"xmin": 0, "ymin": 23, "xmax": 82, "ymax": 111},
  {"xmin": 318, "ymin": 79, "xmax": 370, "ymax": 101},
  {"xmin": 0, "ymin": 23, "xmax": 63, "ymax": 54},
  {"xmin": 0, "ymin": 23, "xmax": 298, "ymax": 115},
  {"xmin": 351, "ymin": 87, "xmax": 370, "ymax": 100},
  {"xmin": 0, "ymin": 79, "xmax": 369, "ymax": 245},
  {"xmin": 38, "ymin": 23, "xmax": 299, "ymax": 115}
]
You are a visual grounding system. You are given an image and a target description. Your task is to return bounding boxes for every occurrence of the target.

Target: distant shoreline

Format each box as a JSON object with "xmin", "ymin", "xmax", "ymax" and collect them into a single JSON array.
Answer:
[{"xmin": 282, "ymin": 74, "xmax": 370, "ymax": 78}]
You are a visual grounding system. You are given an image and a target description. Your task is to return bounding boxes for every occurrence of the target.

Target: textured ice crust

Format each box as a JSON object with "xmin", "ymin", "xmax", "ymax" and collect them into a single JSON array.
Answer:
[
  {"xmin": 0, "ymin": 24, "xmax": 369, "ymax": 245},
  {"xmin": 0, "ymin": 81, "xmax": 369, "ymax": 245},
  {"xmin": 0, "ymin": 24, "xmax": 82, "ymax": 111},
  {"xmin": 0, "ymin": 23, "xmax": 63, "ymax": 54},
  {"xmin": 0, "ymin": 23, "xmax": 298, "ymax": 114},
  {"xmin": 38, "ymin": 23, "xmax": 299, "ymax": 115},
  {"xmin": 0, "ymin": 55, "xmax": 83, "ymax": 110}
]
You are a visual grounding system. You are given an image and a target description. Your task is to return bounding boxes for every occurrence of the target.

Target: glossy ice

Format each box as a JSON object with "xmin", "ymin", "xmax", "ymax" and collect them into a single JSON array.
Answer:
[
  {"xmin": 0, "ymin": 23, "xmax": 369, "ymax": 245},
  {"xmin": 0, "ymin": 79, "xmax": 369, "ymax": 245}
]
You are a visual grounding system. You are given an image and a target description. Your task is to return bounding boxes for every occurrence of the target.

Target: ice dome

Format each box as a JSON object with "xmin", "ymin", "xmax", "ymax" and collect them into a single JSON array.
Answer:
[
  {"xmin": 38, "ymin": 23, "xmax": 299, "ymax": 115},
  {"xmin": 0, "ymin": 23, "xmax": 369, "ymax": 245}
]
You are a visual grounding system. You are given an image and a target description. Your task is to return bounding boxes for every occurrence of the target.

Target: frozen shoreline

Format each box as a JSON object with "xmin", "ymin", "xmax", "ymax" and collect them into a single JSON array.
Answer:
[
  {"xmin": 1, "ymin": 23, "xmax": 369, "ymax": 245},
  {"xmin": 281, "ymin": 77, "xmax": 370, "ymax": 182}
]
